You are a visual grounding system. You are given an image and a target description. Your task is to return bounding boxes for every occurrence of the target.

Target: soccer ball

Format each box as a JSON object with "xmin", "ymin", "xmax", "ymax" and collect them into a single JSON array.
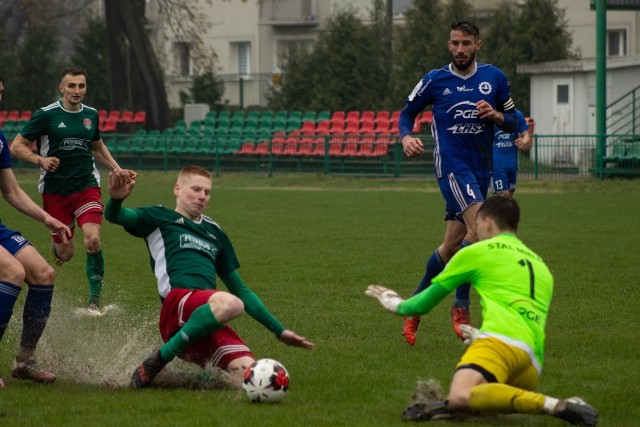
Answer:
[{"xmin": 242, "ymin": 358, "xmax": 289, "ymax": 403}]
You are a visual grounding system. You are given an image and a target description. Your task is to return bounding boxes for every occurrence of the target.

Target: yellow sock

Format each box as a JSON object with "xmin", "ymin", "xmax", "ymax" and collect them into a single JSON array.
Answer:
[{"xmin": 469, "ymin": 383, "xmax": 546, "ymax": 415}]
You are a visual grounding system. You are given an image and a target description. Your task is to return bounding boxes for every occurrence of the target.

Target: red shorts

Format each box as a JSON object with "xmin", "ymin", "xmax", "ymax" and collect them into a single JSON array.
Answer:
[
  {"xmin": 43, "ymin": 187, "xmax": 103, "ymax": 243},
  {"xmin": 159, "ymin": 288, "xmax": 254, "ymax": 370}
]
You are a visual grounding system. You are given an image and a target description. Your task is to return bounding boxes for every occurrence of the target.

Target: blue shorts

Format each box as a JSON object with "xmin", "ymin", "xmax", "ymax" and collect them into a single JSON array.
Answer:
[
  {"xmin": 492, "ymin": 167, "xmax": 517, "ymax": 193},
  {"xmin": 438, "ymin": 170, "xmax": 490, "ymax": 218},
  {"xmin": 0, "ymin": 222, "xmax": 30, "ymax": 256}
]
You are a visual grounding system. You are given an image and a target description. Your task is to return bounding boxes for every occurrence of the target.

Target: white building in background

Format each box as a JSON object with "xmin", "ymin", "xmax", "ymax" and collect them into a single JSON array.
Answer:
[{"xmin": 519, "ymin": 0, "xmax": 640, "ymax": 138}]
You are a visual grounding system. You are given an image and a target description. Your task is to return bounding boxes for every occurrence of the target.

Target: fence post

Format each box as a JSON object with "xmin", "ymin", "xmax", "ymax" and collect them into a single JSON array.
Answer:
[
  {"xmin": 323, "ymin": 135, "xmax": 330, "ymax": 174},
  {"xmin": 239, "ymin": 76, "xmax": 244, "ymax": 110},
  {"xmin": 393, "ymin": 141, "xmax": 401, "ymax": 177},
  {"xmin": 533, "ymin": 134, "xmax": 538, "ymax": 180}
]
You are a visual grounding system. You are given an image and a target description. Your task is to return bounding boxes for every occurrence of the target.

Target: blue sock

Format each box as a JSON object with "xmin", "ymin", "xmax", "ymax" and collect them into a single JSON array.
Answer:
[
  {"xmin": 0, "ymin": 281, "xmax": 22, "ymax": 341},
  {"xmin": 20, "ymin": 284, "xmax": 54, "ymax": 349},
  {"xmin": 413, "ymin": 249, "xmax": 445, "ymax": 295},
  {"xmin": 454, "ymin": 240, "xmax": 473, "ymax": 306}
]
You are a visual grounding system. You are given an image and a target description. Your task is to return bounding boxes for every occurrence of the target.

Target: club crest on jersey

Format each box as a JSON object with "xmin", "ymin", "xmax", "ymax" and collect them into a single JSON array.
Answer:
[
  {"xmin": 83, "ymin": 118, "xmax": 92, "ymax": 131},
  {"xmin": 479, "ymin": 81, "xmax": 492, "ymax": 95}
]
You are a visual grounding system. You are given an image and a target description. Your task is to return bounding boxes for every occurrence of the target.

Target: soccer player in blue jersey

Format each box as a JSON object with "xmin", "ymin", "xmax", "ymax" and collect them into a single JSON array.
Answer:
[
  {"xmin": 0, "ymin": 75, "xmax": 71, "ymax": 389},
  {"xmin": 398, "ymin": 20, "xmax": 519, "ymax": 345},
  {"xmin": 492, "ymin": 109, "xmax": 531, "ymax": 197}
]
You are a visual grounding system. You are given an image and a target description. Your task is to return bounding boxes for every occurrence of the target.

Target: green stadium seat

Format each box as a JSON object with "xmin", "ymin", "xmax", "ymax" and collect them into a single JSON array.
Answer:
[
  {"xmin": 302, "ymin": 111, "xmax": 317, "ymax": 122},
  {"xmin": 317, "ymin": 111, "xmax": 331, "ymax": 122}
]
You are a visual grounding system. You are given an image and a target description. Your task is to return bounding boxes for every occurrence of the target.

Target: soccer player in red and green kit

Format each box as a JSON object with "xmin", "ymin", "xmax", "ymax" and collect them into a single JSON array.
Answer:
[
  {"xmin": 366, "ymin": 196, "xmax": 598, "ymax": 426},
  {"xmin": 105, "ymin": 166, "xmax": 314, "ymax": 388},
  {"xmin": 11, "ymin": 67, "xmax": 137, "ymax": 313}
]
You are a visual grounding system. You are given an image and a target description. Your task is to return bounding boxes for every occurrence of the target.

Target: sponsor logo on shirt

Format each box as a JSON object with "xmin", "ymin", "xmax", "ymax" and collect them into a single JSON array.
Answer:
[
  {"xmin": 479, "ymin": 81, "xmax": 492, "ymax": 95},
  {"xmin": 180, "ymin": 234, "xmax": 219, "ymax": 257},
  {"xmin": 446, "ymin": 101, "xmax": 485, "ymax": 135},
  {"xmin": 457, "ymin": 85, "xmax": 473, "ymax": 92},
  {"xmin": 59, "ymin": 138, "xmax": 90, "ymax": 151}
]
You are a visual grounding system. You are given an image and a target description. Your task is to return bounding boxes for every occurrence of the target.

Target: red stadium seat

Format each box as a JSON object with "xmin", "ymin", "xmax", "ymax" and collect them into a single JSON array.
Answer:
[
  {"xmin": 373, "ymin": 143, "xmax": 389, "ymax": 157},
  {"xmin": 329, "ymin": 121, "xmax": 345, "ymax": 134},
  {"xmin": 331, "ymin": 111, "xmax": 345, "ymax": 121},
  {"xmin": 132, "ymin": 111, "xmax": 147, "ymax": 124},
  {"xmin": 315, "ymin": 120, "xmax": 330, "ymax": 135},
  {"xmin": 358, "ymin": 143, "xmax": 375, "ymax": 157},
  {"xmin": 300, "ymin": 121, "xmax": 316, "ymax": 134},
  {"xmin": 120, "ymin": 111, "xmax": 134, "ymax": 123},
  {"xmin": 100, "ymin": 117, "xmax": 118, "ymax": 132},
  {"xmin": 344, "ymin": 121, "xmax": 360, "ymax": 135},
  {"xmin": 360, "ymin": 111, "xmax": 375, "ymax": 122},
  {"xmin": 19, "ymin": 110, "xmax": 32, "ymax": 121},
  {"xmin": 7, "ymin": 111, "xmax": 20, "ymax": 121},
  {"xmin": 342, "ymin": 143, "xmax": 358, "ymax": 157},
  {"xmin": 235, "ymin": 142, "xmax": 256, "ymax": 155},
  {"xmin": 107, "ymin": 110, "xmax": 121, "ymax": 122},
  {"xmin": 254, "ymin": 142, "xmax": 269, "ymax": 155},
  {"xmin": 346, "ymin": 111, "xmax": 360, "ymax": 122}
]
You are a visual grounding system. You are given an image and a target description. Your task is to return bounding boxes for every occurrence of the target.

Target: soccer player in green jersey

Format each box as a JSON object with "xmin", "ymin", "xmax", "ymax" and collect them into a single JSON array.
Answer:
[
  {"xmin": 366, "ymin": 197, "xmax": 598, "ymax": 426},
  {"xmin": 10, "ymin": 66, "xmax": 137, "ymax": 313},
  {"xmin": 105, "ymin": 166, "xmax": 314, "ymax": 388}
]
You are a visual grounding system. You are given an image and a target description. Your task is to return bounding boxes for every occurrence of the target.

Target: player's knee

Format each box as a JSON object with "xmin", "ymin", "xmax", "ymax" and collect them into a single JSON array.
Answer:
[
  {"xmin": 83, "ymin": 235, "xmax": 101, "ymax": 252},
  {"xmin": 0, "ymin": 259, "xmax": 26, "ymax": 285},
  {"xmin": 29, "ymin": 261, "xmax": 55, "ymax": 285},
  {"xmin": 209, "ymin": 292, "xmax": 244, "ymax": 321}
]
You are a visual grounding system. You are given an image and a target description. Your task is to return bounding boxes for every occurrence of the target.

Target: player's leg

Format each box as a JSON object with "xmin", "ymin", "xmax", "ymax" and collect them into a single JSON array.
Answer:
[
  {"xmin": 441, "ymin": 171, "xmax": 487, "ymax": 337},
  {"xmin": 403, "ymin": 219, "xmax": 466, "ymax": 346},
  {"xmin": 0, "ymin": 244, "xmax": 26, "ymax": 342},
  {"xmin": 79, "ymin": 222, "xmax": 103, "ymax": 309},
  {"xmin": 453, "ymin": 339, "xmax": 598, "ymax": 425},
  {"xmin": 11, "ymin": 244, "xmax": 56, "ymax": 384},
  {"xmin": 132, "ymin": 289, "xmax": 244, "ymax": 388},
  {"xmin": 75, "ymin": 187, "xmax": 105, "ymax": 309},
  {"xmin": 43, "ymin": 193, "xmax": 76, "ymax": 266}
]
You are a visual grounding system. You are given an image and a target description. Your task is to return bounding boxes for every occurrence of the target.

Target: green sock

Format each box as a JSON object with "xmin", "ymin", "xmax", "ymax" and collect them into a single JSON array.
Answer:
[
  {"xmin": 86, "ymin": 250, "xmax": 104, "ymax": 306},
  {"xmin": 160, "ymin": 304, "xmax": 223, "ymax": 362}
]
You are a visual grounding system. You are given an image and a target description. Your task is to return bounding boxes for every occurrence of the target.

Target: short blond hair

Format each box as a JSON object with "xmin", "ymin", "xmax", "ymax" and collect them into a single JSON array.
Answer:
[{"xmin": 177, "ymin": 165, "xmax": 211, "ymax": 182}]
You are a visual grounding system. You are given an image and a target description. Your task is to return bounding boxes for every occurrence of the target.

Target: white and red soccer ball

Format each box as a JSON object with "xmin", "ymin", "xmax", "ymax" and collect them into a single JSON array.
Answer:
[{"xmin": 242, "ymin": 358, "xmax": 289, "ymax": 403}]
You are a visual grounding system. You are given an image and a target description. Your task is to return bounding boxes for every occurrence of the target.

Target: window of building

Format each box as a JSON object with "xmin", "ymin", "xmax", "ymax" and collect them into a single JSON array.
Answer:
[
  {"xmin": 232, "ymin": 41, "xmax": 251, "ymax": 76},
  {"xmin": 174, "ymin": 42, "xmax": 192, "ymax": 77},
  {"xmin": 556, "ymin": 84, "xmax": 570, "ymax": 104},
  {"xmin": 275, "ymin": 39, "xmax": 314, "ymax": 68},
  {"xmin": 607, "ymin": 29, "xmax": 627, "ymax": 57}
]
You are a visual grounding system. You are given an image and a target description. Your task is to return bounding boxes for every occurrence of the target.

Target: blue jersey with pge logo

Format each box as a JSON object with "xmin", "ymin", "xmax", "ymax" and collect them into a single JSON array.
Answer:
[
  {"xmin": 399, "ymin": 63, "xmax": 516, "ymax": 179},
  {"xmin": 493, "ymin": 110, "xmax": 528, "ymax": 171}
]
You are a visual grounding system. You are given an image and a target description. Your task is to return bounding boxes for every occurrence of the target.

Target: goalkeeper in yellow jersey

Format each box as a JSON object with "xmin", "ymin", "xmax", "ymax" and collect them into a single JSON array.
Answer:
[{"xmin": 366, "ymin": 196, "xmax": 598, "ymax": 426}]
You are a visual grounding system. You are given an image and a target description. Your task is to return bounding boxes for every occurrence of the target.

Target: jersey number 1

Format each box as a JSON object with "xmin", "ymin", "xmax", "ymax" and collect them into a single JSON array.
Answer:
[{"xmin": 518, "ymin": 259, "xmax": 535, "ymax": 299}]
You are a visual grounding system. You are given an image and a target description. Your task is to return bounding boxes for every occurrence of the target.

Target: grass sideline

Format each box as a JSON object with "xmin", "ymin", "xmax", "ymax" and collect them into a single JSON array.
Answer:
[{"xmin": 1, "ymin": 171, "xmax": 639, "ymax": 426}]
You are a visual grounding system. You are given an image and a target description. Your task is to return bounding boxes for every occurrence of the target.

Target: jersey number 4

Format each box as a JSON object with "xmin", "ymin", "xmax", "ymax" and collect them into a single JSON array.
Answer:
[{"xmin": 519, "ymin": 259, "xmax": 535, "ymax": 299}]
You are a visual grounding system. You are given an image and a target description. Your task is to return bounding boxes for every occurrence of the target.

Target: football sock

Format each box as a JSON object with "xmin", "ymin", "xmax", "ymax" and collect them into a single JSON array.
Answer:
[
  {"xmin": 160, "ymin": 304, "xmax": 223, "ymax": 362},
  {"xmin": 413, "ymin": 249, "xmax": 445, "ymax": 295},
  {"xmin": 0, "ymin": 281, "xmax": 21, "ymax": 341},
  {"xmin": 469, "ymin": 383, "xmax": 546, "ymax": 414},
  {"xmin": 20, "ymin": 284, "xmax": 54, "ymax": 349},
  {"xmin": 454, "ymin": 240, "xmax": 473, "ymax": 306},
  {"xmin": 86, "ymin": 250, "xmax": 104, "ymax": 306}
]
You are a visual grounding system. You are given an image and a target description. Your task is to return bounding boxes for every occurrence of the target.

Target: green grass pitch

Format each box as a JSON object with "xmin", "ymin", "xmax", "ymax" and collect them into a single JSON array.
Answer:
[{"xmin": 1, "ymin": 171, "xmax": 639, "ymax": 426}]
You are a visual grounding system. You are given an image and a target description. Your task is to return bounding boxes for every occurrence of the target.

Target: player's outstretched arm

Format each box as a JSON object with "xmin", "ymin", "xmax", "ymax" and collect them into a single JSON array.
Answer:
[{"xmin": 278, "ymin": 330, "xmax": 315, "ymax": 349}]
